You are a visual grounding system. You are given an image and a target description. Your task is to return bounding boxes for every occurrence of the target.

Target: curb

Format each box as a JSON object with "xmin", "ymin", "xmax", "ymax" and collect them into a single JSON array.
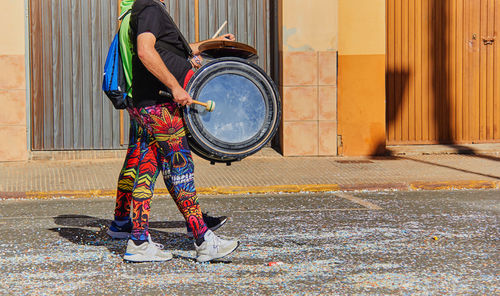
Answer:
[
  {"xmin": 1, "ymin": 180, "xmax": 498, "ymax": 200},
  {"xmin": 409, "ymin": 180, "xmax": 499, "ymax": 191}
]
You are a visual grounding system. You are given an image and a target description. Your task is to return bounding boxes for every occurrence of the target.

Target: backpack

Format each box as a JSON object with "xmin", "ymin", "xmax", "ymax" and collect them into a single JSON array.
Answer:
[{"xmin": 102, "ymin": 10, "xmax": 131, "ymax": 109}]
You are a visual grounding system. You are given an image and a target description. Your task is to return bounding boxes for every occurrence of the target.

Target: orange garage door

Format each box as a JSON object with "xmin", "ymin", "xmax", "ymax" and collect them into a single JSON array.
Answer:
[{"xmin": 386, "ymin": 0, "xmax": 500, "ymax": 144}]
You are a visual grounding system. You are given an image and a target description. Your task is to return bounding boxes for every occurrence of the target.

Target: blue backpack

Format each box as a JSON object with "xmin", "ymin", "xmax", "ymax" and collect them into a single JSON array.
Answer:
[
  {"xmin": 102, "ymin": 33, "xmax": 129, "ymax": 109},
  {"xmin": 103, "ymin": 10, "xmax": 132, "ymax": 110}
]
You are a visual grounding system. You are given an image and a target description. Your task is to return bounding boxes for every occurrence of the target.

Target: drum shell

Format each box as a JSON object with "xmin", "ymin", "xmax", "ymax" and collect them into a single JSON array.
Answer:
[{"xmin": 184, "ymin": 57, "xmax": 281, "ymax": 163}]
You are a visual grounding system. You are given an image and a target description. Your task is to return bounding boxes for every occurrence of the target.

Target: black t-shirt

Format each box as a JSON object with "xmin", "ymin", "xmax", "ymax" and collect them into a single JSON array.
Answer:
[{"xmin": 130, "ymin": 0, "xmax": 192, "ymax": 107}]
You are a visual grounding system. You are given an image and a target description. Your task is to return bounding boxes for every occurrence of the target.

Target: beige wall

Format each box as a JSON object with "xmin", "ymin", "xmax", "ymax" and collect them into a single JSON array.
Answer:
[
  {"xmin": 338, "ymin": 0, "xmax": 385, "ymax": 55},
  {"xmin": 337, "ymin": 0, "xmax": 386, "ymax": 156},
  {"xmin": 280, "ymin": 0, "xmax": 339, "ymax": 156},
  {"xmin": 282, "ymin": 0, "xmax": 338, "ymax": 52},
  {"xmin": 0, "ymin": 1, "xmax": 25, "ymax": 55},
  {"xmin": 0, "ymin": 0, "xmax": 28, "ymax": 161}
]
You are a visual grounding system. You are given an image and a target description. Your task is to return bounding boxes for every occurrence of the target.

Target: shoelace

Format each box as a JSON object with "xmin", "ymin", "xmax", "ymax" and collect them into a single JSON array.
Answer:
[
  {"xmin": 147, "ymin": 235, "xmax": 164, "ymax": 250},
  {"xmin": 211, "ymin": 234, "xmax": 221, "ymax": 250}
]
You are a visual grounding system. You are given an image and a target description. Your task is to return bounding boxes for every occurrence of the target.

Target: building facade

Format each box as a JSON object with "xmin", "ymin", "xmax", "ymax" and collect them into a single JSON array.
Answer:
[
  {"xmin": 0, "ymin": 0, "xmax": 497, "ymax": 162},
  {"xmin": 0, "ymin": 1, "xmax": 28, "ymax": 161}
]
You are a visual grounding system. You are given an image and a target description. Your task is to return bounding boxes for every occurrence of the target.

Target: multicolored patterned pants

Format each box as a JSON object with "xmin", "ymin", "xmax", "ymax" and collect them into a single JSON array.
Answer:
[
  {"xmin": 113, "ymin": 70, "xmax": 207, "ymax": 240},
  {"xmin": 113, "ymin": 116, "xmax": 146, "ymax": 221}
]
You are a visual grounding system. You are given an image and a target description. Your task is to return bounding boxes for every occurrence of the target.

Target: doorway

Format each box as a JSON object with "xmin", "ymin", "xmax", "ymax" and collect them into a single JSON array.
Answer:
[{"xmin": 386, "ymin": 0, "xmax": 499, "ymax": 145}]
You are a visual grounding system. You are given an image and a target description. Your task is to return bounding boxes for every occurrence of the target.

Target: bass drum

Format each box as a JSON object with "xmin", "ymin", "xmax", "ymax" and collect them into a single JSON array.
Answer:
[{"xmin": 184, "ymin": 57, "xmax": 281, "ymax": 163}]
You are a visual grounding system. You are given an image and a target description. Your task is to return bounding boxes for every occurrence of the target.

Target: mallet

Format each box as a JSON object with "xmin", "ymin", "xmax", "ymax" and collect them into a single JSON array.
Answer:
[
  {"xmin": 159, "ymin": 90, "xmax": 215, "ymax": 112},
  {"xmin": 194, "ymin": 99, "xmax": 215, "ymax": 112}
]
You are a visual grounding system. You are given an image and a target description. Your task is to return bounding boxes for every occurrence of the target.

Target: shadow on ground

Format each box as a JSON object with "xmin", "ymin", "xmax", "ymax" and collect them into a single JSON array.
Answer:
[{"xmin": 48, "ymin": 215, "xmax": 195, "ymax": 256}]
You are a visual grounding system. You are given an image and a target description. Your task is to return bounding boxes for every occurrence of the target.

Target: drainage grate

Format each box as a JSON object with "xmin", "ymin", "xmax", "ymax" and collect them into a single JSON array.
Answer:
[{"xmin": 335, "ymin": 160, "xmax": 374, "ymax": 164}]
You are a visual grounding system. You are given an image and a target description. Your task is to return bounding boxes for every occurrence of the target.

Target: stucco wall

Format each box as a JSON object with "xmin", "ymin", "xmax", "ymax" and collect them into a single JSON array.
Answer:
[
  {"xmin": 280, "ymin": 0, "xmax": 339, "ymax": 156},
  {"xmin": 338, "ymin": 0, "xmax": 386, "ymax": 156},
  {"xmin": 0, "ymin": 0, "xmax": 27, "ymax": 161}
]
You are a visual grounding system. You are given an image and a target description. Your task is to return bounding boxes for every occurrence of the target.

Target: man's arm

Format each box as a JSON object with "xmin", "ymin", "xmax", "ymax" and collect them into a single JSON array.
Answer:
[{"xmin": 137, "ymin": 32, "xmax": 192, "ymax": 106}]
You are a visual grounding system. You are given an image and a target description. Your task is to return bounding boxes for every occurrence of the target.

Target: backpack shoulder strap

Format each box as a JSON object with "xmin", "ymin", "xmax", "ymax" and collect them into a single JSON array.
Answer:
[{"xmin": 118, "ymin": 9, "xmax": 131, "ymax": 21}]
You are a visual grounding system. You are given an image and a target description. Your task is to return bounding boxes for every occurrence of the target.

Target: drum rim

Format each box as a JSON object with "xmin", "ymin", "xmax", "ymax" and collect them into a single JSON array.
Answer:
[
  {"xmin": 184, "ymin": 57, "xmax": 281, "ymax": 161},
  {"xmin": 198, "ymin": 40, "xmax": 258, "ymax": 60},
  {"xmin": 189, "ymin": 65, "xmax": 274, "ymax": 148}
]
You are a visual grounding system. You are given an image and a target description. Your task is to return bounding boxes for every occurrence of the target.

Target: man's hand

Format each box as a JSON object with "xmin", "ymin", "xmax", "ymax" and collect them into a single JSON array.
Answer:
[
  {"xmin": 190, "ymin": 55, "xmax": 203, "ymax": 69},
  {"xmin": 215, "ymin": 33, "xmax": 235, "ymax": 41},
  {"xmin": 172, "ymin": 86, "xmax": 192, "ymax": 106}
]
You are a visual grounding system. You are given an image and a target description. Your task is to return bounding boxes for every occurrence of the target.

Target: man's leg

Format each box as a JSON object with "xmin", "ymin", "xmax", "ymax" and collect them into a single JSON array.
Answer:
[
  {"xmin": 138, "ymin": 103, "xmax": 208, "ymax": 239},
  {"xmin": 108, "ymin": 118, "xmax": 141, "ymax": 239},
  {"xmin": 109, "ymin": 115, "xmax": 226, "ymax": 239},
  {"xmin": 123, "ymin": 129, "xmax": 172, "ymax": 262},
  {"xmin": 137, "ymin": 102, "xmax": 239, "ymax": 262},
  {"xmin": 176, "ymin": 69, "xmax": 227, "ymax": 237},
  {"xmin": 130, "ymin": 130, "xmax": 161, "ymax": 241},
  {"xmin": 160, "ymin": 159, "xmax": 228, "ymax": 238}
]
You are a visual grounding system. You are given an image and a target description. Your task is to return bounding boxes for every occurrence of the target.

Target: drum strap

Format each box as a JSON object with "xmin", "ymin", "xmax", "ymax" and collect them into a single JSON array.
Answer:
[
  {"xmin": 152, "ymin": 0, "xmax": 193, "ymax": 58},
  {"xmin": 156, "ymin": 40, "xmax": 189, "ymax": 60},
  {"xmin": 130, "ymin": 0, "xmax": 194, "ymax": 59}
]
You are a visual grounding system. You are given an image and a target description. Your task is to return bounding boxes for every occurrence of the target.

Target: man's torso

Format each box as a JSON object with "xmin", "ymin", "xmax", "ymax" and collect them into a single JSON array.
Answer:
[{"xmin": 130, "ymin": 0, "xmax": 192, "ymax": 107}]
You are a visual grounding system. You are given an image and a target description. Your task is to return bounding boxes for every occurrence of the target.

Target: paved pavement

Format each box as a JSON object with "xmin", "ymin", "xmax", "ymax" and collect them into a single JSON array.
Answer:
[
  {"xmin": 0, "ymin": 190, "xmax": 498, "ymax": 294},
  {"xmin": 0, "ymin": 149, "xmax": 499, "ymax": 294},
  {"xmin": 0, "ymin": 148, "xmax": 499, "ymax": 198}
]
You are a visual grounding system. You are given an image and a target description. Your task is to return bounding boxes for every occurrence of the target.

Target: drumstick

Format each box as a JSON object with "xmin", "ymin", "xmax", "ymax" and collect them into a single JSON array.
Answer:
[
  {"xmin": 159, "ymin": 90, "xmax": 215, "ymax": 112},
  {"xmin": 211, "ymin": 20, "xmax": 228, "ymax": 39}
]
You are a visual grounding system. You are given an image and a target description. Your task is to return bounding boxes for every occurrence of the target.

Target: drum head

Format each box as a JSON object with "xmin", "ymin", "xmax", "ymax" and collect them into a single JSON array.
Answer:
[
  {"xmin": 199, "ymin": 41, "xmax": 258, "ymax": 61},
  {"xmin": 184, "ymin": 57, "xmax": 281, "ymax": 163}
]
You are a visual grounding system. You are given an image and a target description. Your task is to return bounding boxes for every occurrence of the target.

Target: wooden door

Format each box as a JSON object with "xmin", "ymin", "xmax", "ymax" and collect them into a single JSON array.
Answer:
[{"xmin": 386, "ymin": 0, "xmax": 500, "ymax": 144}]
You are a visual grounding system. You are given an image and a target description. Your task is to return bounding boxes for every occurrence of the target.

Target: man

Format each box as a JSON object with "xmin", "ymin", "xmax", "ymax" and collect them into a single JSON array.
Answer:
[
  {"xmin": 107, "ymin": 0, "xmax": 229, "ymax": 242},
  {"xmin": 119, "ymin": 0, "xmax": 239, "ymax": 263}
]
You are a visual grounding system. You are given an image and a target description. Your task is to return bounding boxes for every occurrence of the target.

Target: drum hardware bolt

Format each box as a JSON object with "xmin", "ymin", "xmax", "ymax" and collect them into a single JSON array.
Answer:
[
  {"xmin": 210, "ymin": 161, "xmax": 216, "ymax": 165},
  {"xmin": 226, "ymin": 162, "xmax": 232, "ymax": 166}
]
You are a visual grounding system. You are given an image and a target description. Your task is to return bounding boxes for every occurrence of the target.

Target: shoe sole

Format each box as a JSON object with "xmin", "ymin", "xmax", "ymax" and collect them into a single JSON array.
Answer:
[
  {"xmin": 196, "ymin": 241, "xmax": 240, "ymax": 263},
  {"xmin": 187, "ymin": 217, "xmax": 228, "ymax": 238},
  {"xmin": 123, "ymin": 253, "xmax": 173, "ymax": 263},
  {"xmin": 107, "ymin": 229, "xmax": 131, "ymax": 239}
]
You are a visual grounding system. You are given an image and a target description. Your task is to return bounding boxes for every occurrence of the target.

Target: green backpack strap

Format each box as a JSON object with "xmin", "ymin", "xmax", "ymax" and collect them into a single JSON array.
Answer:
[{"xmin": 118, "ymin": 9, "xmax": 131, "ymax": 21}]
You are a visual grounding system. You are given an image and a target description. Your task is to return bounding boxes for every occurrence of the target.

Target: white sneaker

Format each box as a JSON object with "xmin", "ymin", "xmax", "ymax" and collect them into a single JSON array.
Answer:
[
  {"xmin": 123, "ymin": 235, "xmax": 173, "ymax": 262},
  {"xmin": 195, "ymin": 230, "xmax": 239, "ymax": 262}
]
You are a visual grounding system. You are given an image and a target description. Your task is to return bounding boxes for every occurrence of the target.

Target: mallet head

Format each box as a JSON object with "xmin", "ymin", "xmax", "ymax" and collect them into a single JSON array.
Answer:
[{"xmin": 205, "ymin": 100, "xmax": 215, "ymax": 112}]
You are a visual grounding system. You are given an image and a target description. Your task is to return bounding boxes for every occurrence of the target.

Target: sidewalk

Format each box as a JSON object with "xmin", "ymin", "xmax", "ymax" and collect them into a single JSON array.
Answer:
[{"xmin": 0, "ymin": 148, "xmax": 499, "ymax": 199}]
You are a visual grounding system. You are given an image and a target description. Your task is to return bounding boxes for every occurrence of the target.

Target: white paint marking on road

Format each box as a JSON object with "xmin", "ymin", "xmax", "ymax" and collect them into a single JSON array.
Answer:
[
  {"xmin": 0, "ymin": 216, "xmax": 63, "ymax": 221},
  {"xmin": 233, "ymin": 208, "xmax": 370, "ymax": 213},
  {"xmin": 335, "ymin": 193, "xmax": 383, "ymax": 210}
]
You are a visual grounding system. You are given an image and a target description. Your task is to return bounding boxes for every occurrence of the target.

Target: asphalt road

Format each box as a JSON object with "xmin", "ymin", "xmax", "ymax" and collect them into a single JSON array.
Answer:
[{"xmin": 0, "ymin": 190, "xmax": 498, "ymax": 295}]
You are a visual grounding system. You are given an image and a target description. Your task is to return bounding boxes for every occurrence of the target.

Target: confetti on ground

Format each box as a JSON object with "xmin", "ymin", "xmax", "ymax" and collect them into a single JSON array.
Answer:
[{"xmin": 0, "ymin": 191, "xmax": 498, "ymax": 295}]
